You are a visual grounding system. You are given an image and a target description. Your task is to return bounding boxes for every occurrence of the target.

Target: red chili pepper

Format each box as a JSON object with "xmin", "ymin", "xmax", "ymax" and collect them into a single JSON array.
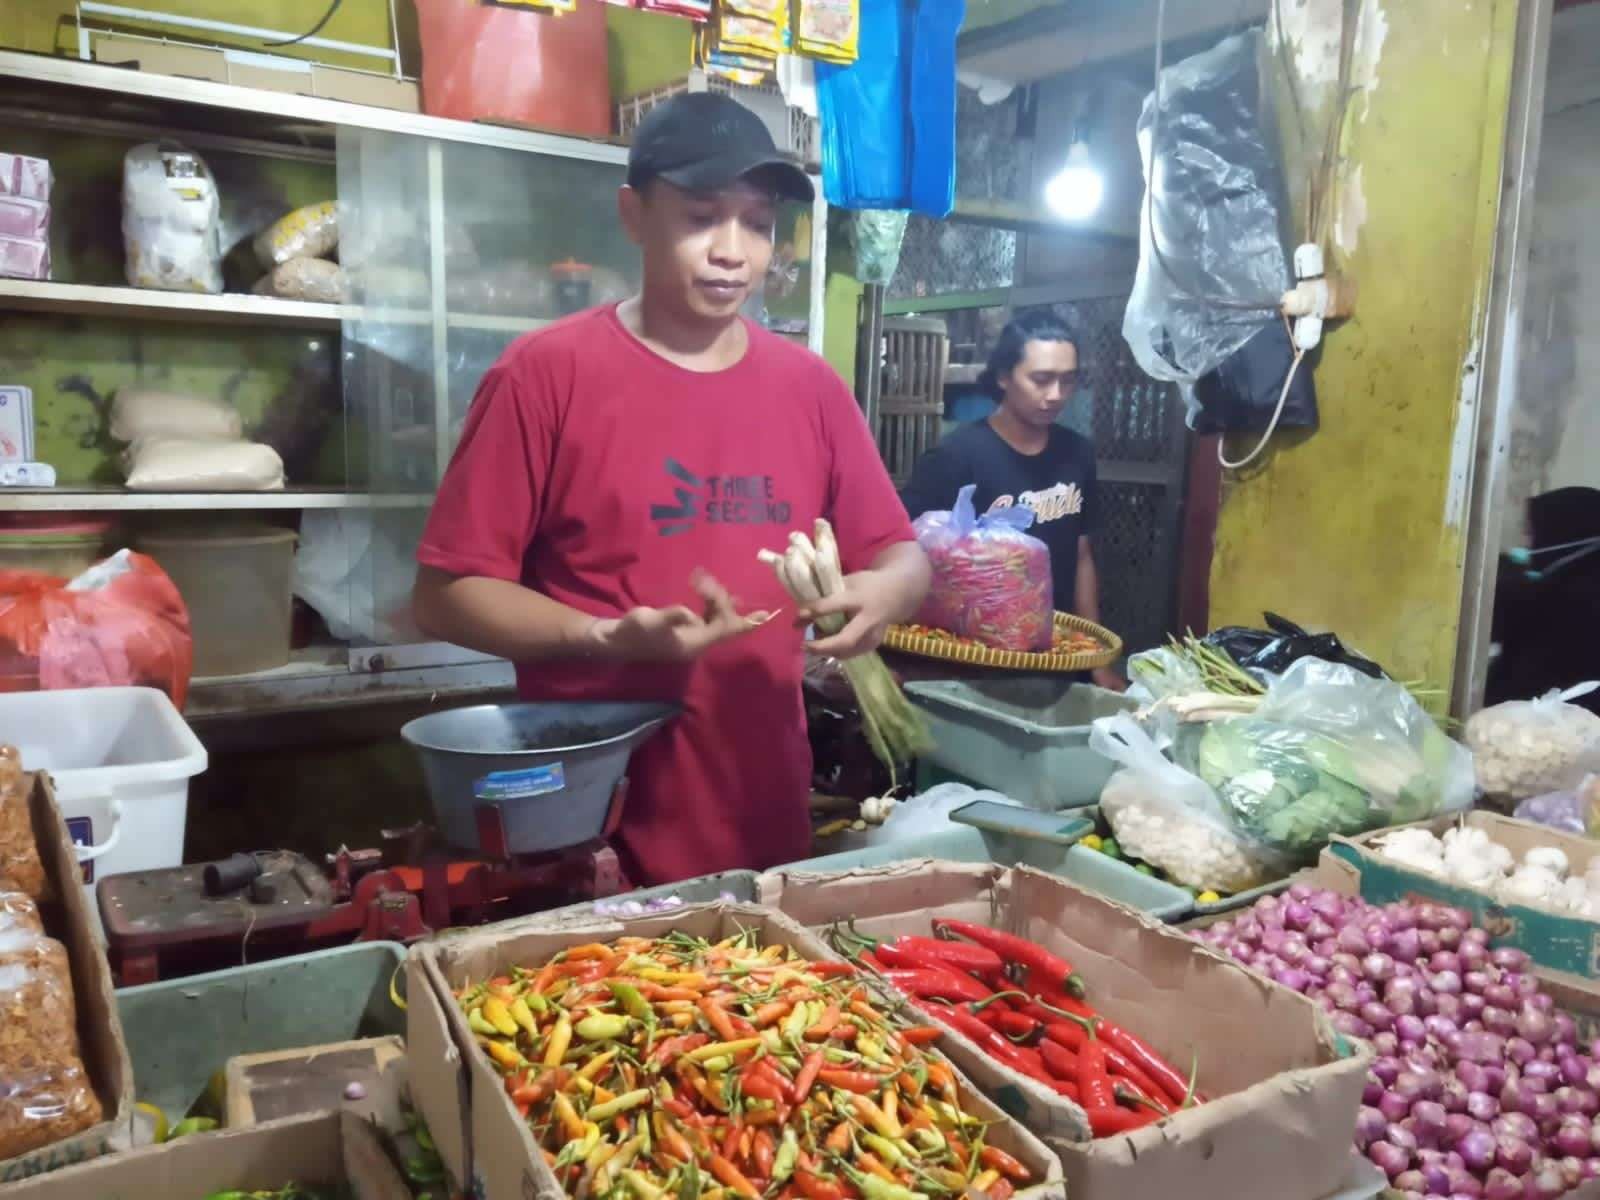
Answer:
[
  {"xmin": 815, "ymin": 1068, "xmax": 883, "ymax": 1094},
  {"xmin": 978, "ymin": 1146, "xmax": 1031, "ymax": 1182},
  {"xmin": 1083, "ymin": 1105, "xmax": 1157, "ymax": 1137},
  {"xmin": 740, "ymin": 1062, "xmax": 788, "ymax": 1103},
  {"xmin": 880, "ymin": 968, "xmax": 992, "ymax": 1004},
  {"xmin": 1032, "ymin": 994, "xmax": 1192, "ymax": 1109},
  {"xmin": 1037, "ymin": 1039, "xmax": 1077, "ymax": 1082},
  {"xmin": 1076, "ymin": 1036, "xmax": 1115, "ymax": 1110},
  {"xmin": 877, "ymin": 937, "xmax": 1004, "ymax": 980},
  {"xmin": 990, "ymin": 1010, "xmax": 1040, "ymax": 1043},
  {"xmin": 1115, "ymin": 1081, "xmax": 1171, "ymax": 1116},
  {"xmin": 753, "ymin": 1129, "xmax": 776, "ymax": 1178},
  {"xmin": 858, "ymin": 950, "xmax": 885, "ymax": 971},
  {"xmin": 918, "ymin": 1003, "xmax": 1055, "ymax": 1087},
  {"xmin": 932, "ymin": 919, "xmax": 1085, "ymax": 998},
  {"xmin": 792, "ymin": 1051, "xmax": 825, "ymax": 1103},
  {"xmin": 899, "ymin": 1026, "xmax": 943, "ymax": 1045},
  {"xmin": 795, "ymin": 1171, "xmax": 846, "ymax": 1200}
]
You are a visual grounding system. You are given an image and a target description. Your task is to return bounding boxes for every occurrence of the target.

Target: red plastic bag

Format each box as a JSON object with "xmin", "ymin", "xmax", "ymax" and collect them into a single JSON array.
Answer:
[
  {"xmin": 912, "ymin": 484, "xmax": 1054, "ymax": 652},
  {"xmin": 0, "ymin": 550, "xmax": 193, "ymax": 707},
  {"xmin": 415, "ymin": 0, "xmax": 611, "ymax": 137}
]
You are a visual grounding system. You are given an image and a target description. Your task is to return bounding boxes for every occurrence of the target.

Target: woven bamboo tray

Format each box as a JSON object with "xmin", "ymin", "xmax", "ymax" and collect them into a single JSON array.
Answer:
[{"xmin": 882, "ymin": 612, "xmax": 1122, "ymax": 673}]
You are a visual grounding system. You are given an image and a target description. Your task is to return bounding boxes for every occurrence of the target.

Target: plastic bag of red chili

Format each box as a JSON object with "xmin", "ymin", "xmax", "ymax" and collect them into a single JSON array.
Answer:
[{"xmin": 912, "ymin": 485, "xmax": 1053, "ymax": 652}]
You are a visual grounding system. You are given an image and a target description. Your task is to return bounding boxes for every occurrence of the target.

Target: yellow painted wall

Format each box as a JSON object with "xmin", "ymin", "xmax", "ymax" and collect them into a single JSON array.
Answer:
[{"xmin": 1209, "ymin": 0, "xmax": 1517, "ymax": 694}]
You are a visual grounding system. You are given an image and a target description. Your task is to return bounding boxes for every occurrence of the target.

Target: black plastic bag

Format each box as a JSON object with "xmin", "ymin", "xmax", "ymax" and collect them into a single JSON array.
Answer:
[
  {"xmin": 1190, "ymin": 320, "xmax": 1317, "ymax": 435},
  {"xmin": 1204, "ymin": 613, "xmax": 1386, "ymax": 680}
]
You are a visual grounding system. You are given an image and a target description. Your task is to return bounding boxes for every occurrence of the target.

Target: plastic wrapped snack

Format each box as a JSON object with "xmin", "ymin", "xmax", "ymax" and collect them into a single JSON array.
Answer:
[
  {"xmin": 0, "ymin": 930, "xmax": 103, "ymax": 1160},
  {"xmin": 0, "ymin": 749, "xmax": 45, "ymax": 900},
  {"xmin": 123, "ymin": 437, "xmax": 285, "ymax": 492},
  {"xmin": 912, "ymin": 484, "xmax": 1053, "ymax": 652},
  {"xmin": 1092, "ymin": 711, "xmax": 1282, "ymax": 893},
  {"xmin": 109, "ymin": 388, "xmax": 241, "ymax": 444},
  {"xmin": 122, "ymin": 141, "xmax": 221, "ymax": 293},
  {"xmin": 253, "ymin": 257, "xmax": 347, "ymax": 304},
  {"xmin": 253, "ymin": 200, "xmax": 338, "ymax": 267},
  {"xmin": 1466, "ymin": 684, "xmax": 1600, "ymax": 800},
  {"xmin": 0, "ymin": 887, "xmax": 42, "ymax": 938}
]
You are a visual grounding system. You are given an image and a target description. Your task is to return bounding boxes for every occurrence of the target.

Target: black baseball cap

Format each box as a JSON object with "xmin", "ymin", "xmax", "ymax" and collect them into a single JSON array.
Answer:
[{"xmin": 627, "ymin": 92, "xmax": 814, "ymax": 204}]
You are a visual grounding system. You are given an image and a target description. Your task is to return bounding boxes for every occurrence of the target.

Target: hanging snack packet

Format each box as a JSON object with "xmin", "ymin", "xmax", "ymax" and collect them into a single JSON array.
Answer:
[{"xmin": 797, "ymin": 0, "xmax": 859, "ymax": 62}]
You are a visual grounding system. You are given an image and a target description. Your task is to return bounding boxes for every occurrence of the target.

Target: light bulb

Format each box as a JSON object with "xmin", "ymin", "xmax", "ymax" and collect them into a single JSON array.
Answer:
[{"xmin": 1045, "ymin": 142, "xmax": 1103, "ymax": 221}]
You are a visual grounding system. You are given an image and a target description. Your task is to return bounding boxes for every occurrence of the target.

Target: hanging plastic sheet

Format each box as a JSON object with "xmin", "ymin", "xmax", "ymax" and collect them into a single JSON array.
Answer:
[
  {"xmin": 1122, "ymin": 31, "xmax": 1294, "ymax": 390},
  {"xmin": 815, "ymin": 0, "xmax": 963, "ymax": 216}
]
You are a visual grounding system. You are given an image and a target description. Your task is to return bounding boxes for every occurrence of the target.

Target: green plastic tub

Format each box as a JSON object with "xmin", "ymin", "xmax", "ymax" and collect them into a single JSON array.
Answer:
[{"xmin": 116, "ymin": 942, "xmax": 407, "ymax": 1121}]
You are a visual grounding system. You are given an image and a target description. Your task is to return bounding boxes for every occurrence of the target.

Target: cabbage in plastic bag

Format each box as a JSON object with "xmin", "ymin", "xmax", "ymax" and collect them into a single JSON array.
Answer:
[{"xmin": 1189, "ymin": 658, "xmax": 1475, "ymax": 863}]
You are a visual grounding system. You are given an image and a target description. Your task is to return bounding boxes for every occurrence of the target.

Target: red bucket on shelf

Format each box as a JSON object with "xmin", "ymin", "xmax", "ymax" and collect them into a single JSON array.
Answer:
[{"xmin": 415, "ymin": 0, "xmax": 611, "ymax": 137}]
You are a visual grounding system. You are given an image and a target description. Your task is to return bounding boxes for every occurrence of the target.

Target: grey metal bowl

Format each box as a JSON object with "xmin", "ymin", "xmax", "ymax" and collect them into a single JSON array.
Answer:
[{"xmin": 400, "ymin": 700, "xmax": 680, "ymax": 855}]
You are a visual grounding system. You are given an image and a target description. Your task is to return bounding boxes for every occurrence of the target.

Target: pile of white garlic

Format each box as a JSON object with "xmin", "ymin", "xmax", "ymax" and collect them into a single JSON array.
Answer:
[
  {"xmin": 1371, "ymin": 824, "xmax": 1600, "ymax": 917},
  {"xmin": 1465, "ymin": 695, "xmax": 1600, "ymax": 799}
]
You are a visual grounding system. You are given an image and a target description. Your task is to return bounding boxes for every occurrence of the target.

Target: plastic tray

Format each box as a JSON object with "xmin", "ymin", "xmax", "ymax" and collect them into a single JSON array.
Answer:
[
  {"xmin": 905, "ymin": 679, "xmax": 1136, "ymax": 809},
  {"xmin": 115, "ymin": 941, "xmax": 407, "ymax": 1121}
]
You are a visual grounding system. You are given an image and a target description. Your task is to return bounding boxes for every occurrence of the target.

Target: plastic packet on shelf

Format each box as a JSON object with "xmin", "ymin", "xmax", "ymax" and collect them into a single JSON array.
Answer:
[
  {"xmin": 253, "ymin": 200, "xmax": 338, "ymax": 267},
  {"xmin": 1091, "ymin": 711, "xmax": 1283, "ymax": 894},
  {"xmin": 253, "ymin": 257, "xmax": 348, "ymax": 304},
  {"xmin": 110, "ymin": 388, "xmax": 241, "ymax": 444},
  {"xmin": 122, "ymin": 141, "xmax": 221, "ymax": 293},
  {"xmin": 0, "ymin": 196, "xmax": 48, "ymax": 241},
  {"xmin": 1466, "ymin": 683, "xmax": 1600, "ymax": 800},
  {"xmin": 0, "ymin": 748, "xmax": 45, "ymax": 901},
  {"xmin": 122, "ymin": 438, "xmax": 285, "ymax": 492},
  {"xmin": 0, "ymin": 233, "xmax": 49, "ymax": 281},
  {"xmin": 0, "ymin": 153, "xmax": 52, "ymax": 201},
  {"xmin": 0, "ymin": 886, "xmax": 42, "ymax": 938},
  {"xmin": 0, "ymin": 930, "xmax": 104, "ymax": 1160}
]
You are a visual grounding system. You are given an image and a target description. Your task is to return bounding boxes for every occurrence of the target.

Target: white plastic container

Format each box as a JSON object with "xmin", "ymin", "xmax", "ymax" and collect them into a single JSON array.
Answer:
[{"xmin": 0, "ymin": 686, "xmax": 206, "ymax": 887}]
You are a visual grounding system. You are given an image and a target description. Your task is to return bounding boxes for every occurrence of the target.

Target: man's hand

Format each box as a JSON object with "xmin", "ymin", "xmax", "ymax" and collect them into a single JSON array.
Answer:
[
  {"xmin": 591, "ymin": 571, "xmax": 770, "ymax": 664},
  {"xmin": 1091, "ymin": 666, "xmax": 1128, "ymax": 693},
  {"xmin": 799, "ymin": 568, "xmax": 904, "ymax": 660}
]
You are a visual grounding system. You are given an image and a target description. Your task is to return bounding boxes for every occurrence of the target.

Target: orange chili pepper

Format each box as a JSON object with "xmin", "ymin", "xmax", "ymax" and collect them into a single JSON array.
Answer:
[
  {"xmin": 824, "ymin": 1122, "xmax": 853, "ymax": 1155},
  {"xmin": 711, "ymin": 1154, "xmax": 762, "ymax": 1200},
  {"xmin": 856, "ymin": 1154, "xmax": 895, "ymax": 1182},
  {"xmin": 754, "ymin": 999, "xmax": 794, "ymax": 1028},
  {"xmin": 804, "ymin": 1003, "xmax": 841, "ymax": 1041},
  {"xmin": 699, "ymin": 996, "xmax": 742, "ymax": 1043}
]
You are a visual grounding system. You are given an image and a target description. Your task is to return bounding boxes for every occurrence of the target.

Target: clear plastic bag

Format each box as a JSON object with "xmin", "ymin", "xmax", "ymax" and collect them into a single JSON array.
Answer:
[
  {"xmin": 122, "ymin": 141, "xmax": 221, "ymax": 294},
  {"xmin": 1190, "ymin": 658, "xmax": 1476, "ymax": 864},
  {"xmin": 0, "ymin": 930, "xmax": 103, "ymax": 1159},
  {"xmin": 0, "ymin": 885, "xmax": 42, "ymax": 938},
  {"xmin": 0, "ymin": 749, "xmax": 44, "ymax": 900},
  {"xmin": 849, "ymin": 210, "xmax": 909, "ymax": 286},
  {"xmin": 855, "ymin": 783, "xmax": 1018, "ymax": 848},
  {"xmin": 1091, "ymin": 711, "xmax": 1282, "ymax": 893},
  {"xmin": 252, "ymin": 257, "xmax": 348, "ymax": 304},
  {"xmin": 1466, "ymin": 684, "xmax": 1600, "ymax": 800},
  {"xmin": 1122, "ymin": 30, "xmax": 1292, "ymax": 389},
  {"xmin": 253, "ymin": 200, "xmax": 338, "ymax": 267},
  {"xmin": 0, "ymin": 550, "xmax": 194, "ymax": 707},
  {"xmin": 912, "ymin": 484, "xmax": 1053, "ymax": 652},
  {"xmin": 1511, "ymin": 780, "xmax": 1598, "ymax": 836}
]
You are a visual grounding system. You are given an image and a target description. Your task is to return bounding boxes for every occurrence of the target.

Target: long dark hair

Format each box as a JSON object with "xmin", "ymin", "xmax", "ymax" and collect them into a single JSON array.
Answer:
[{"xmin": 977, "ymin": 309, "xmax": 1080, "ymax": 398}]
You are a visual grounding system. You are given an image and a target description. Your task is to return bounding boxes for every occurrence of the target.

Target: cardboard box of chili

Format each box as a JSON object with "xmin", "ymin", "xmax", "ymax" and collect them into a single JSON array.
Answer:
[
  {"xmin": 755, "ymin": 860, "xmax": 1370, "ymax": 1200},
  {"xmin": 0, "ymin": 773, "xmax": 134, "ymax": 1184},
  {"xmin": 0, "ymin": 1110, "xmax": 411, "ymax": 1199},
  {"xmin": 407, "ymin": 900, "xmax": 1065, "ymax": 1200}
]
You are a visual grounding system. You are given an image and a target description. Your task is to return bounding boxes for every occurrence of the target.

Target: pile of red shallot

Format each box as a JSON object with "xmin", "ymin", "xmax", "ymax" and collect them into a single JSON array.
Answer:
[{"xmin": 1193, "ymin": 884, "xmax": 1600, "ymax": 1198}]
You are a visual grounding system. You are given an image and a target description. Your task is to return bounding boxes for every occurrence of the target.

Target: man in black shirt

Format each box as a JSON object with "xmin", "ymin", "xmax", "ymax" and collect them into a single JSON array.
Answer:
[{"xmin": 901, "ymin": 310, "xmax": 1123, "ymax": 690}]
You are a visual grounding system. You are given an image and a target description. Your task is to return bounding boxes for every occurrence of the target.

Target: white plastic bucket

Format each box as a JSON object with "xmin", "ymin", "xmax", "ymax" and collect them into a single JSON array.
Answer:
[{"xmin": 0, "ymin": 686, "xmax": 206, "ymax": 887}]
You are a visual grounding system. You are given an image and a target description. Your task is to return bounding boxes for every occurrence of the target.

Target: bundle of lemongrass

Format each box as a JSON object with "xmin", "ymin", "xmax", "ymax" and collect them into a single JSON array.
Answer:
[{"xmin": 759, "ymin": 520, "xmax": 930, "ymax": 783}]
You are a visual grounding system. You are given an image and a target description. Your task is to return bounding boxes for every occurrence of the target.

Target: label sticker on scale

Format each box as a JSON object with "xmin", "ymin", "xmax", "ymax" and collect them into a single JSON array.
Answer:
[
  {"xmin": 474, "ymin": 763, "xmax": 566, "ymax": 802},
  {"xmin": 64, "ymin": 816, "xmax": 94, "ymax": 884}
]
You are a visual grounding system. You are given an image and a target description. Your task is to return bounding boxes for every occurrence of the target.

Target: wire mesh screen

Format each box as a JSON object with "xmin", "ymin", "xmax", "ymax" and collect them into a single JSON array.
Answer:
[
  {"xmin": 888, "ymin": 217, "xmax": 1016, "ymax": 300},
  {"xmin": 1096, "ymin": 482, "xmax": 1172, "ymax": 656}
]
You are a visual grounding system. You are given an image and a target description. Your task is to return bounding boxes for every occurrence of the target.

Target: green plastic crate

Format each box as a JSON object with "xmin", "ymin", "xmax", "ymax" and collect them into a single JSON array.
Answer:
[{"xmin": 116, "ymin": 942, "xmax": 407, "ymax": 1121}]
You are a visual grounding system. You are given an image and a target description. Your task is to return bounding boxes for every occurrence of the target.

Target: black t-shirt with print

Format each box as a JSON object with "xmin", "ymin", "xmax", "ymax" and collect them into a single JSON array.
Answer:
[{"xmin": 900, "ymin": 420, "xmax": 1097, "ymax": 609}]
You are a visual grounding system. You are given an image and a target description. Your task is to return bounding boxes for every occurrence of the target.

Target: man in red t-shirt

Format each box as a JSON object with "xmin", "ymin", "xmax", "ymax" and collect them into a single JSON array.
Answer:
[{"xmin": 412, "ymin": 94, "xmax": 929, "ymax": 886}]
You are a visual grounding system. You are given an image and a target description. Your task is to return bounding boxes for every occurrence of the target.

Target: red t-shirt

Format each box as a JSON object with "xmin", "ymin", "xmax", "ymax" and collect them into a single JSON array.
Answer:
[{"xmin": 417, "ymin": 305, "xmax": 913, "ymax": 885}]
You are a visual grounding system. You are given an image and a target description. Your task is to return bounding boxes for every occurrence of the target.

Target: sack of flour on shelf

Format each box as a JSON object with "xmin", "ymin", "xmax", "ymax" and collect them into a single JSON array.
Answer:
[
  {"xmin": 0, "ymin": 930, "xmax": 104, "ymax": 1160},
  {"xmin": 122, "ymin": 141, "xmax": 222, "ymax": 294},
  {"xmin": 122, "ymin": 437, "xmax": 285, "ymax": 492},
  {"xmin": 109, "ymin": 388, "xmax": 242, "ymax": 444}
]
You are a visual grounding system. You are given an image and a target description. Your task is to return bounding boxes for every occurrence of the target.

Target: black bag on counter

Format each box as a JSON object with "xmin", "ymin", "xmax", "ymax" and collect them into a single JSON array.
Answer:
[{"xmin": 1204, "ymin": 612, "xmax": 1386, "ymax": 680}]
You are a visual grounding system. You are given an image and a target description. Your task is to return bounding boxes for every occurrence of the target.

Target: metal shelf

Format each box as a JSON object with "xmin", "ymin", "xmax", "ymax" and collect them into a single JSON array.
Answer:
[{"xmin": 0, "ymin": 488, "xmax": 434, "ymax": 512}]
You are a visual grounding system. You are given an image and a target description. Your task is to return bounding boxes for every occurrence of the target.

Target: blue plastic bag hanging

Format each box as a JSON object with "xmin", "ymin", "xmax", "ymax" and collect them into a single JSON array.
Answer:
[
  {"xmin": 815, "ymin": 0, "xmax": 963, "ymax": 216},
  {"xmin": 910, "ymin": 485, "xmax": 1055, "ymax": 652}
]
